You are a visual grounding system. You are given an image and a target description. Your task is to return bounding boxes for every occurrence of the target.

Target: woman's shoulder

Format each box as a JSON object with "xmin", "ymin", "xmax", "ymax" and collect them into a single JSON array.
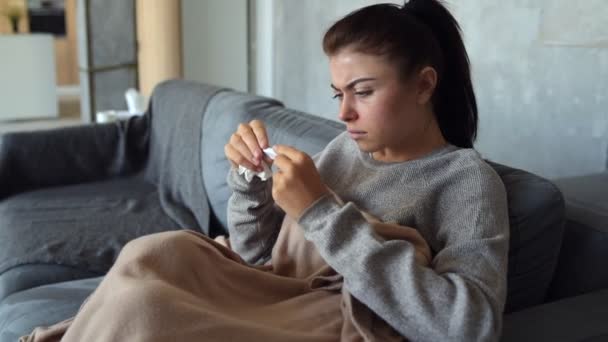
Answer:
[
  {"xmin": 324, "ymin": 131, "xmax": 352, "ymax": 151},
  {"xmin": 436, "ymin": 147, "xmax": 507, "ymax": 201},
  {"xmin": 312, "ymin": 131, "xmax": 353, "ymax": 162}
]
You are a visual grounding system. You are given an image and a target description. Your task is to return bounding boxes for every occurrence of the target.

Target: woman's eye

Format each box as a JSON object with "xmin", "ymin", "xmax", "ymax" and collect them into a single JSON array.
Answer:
[
  {"xmin": 355, "ymin": 90, "xmax": 373, "ymax": 97},
  {"xmin": 332, "ymin": 93, "xmax": 343, "ymax": 100}
]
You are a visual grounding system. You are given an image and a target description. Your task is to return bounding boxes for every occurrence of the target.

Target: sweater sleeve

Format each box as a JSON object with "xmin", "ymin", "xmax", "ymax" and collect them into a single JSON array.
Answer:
[
  {"xmin": 297, "ymin": 168, "xmax": 510, "ymax": 342},
  {"xmin": 226, "ymin": 167, "xmax": 285, "ymax": 265}
]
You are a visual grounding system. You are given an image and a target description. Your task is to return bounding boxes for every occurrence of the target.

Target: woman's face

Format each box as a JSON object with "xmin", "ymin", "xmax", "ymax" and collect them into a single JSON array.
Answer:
[{"xmin": 329, "ymin": 48, "xmax": 441, "ymax": 162}]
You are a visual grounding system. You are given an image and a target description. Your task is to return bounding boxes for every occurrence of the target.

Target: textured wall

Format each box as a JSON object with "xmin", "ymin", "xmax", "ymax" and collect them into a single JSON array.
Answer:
[
  {"xmin": 272, "ymin": 0, "xmax": 608, "ymax": 179},
  {"xmin": 182, "ymin": 0, "xmax": 249, "ymax": 92}
]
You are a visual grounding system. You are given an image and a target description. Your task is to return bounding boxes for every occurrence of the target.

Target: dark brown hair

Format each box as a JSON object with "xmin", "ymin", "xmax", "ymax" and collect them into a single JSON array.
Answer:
[{"xmin": 323, "ymin": 0, "xmax": 478, "ymax": 148}]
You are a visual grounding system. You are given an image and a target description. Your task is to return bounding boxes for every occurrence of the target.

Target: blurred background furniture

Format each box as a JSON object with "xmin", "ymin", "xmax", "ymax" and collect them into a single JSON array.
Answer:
[{"xmin": 0, "ymin": 34, "xmax": 58, "ymax": 121}]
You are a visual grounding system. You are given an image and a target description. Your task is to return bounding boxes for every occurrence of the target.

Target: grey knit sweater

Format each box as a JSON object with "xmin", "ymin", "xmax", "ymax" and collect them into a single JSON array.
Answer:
[{"xmin": 226, "ymin": 132, "xmax": 510, "ymax": 342}]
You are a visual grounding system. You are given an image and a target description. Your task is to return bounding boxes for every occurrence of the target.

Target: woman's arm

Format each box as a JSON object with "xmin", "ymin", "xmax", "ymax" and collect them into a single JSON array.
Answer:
[
  {"xmin": 226, "ymin": 168, "xmax": 285, "ymax": 265},
  {"xmin": 297, "ymin": 169, "xmax": 509, "ymax": 342},
  {"xmin": 224, "ymin": 120, "xmax": 284, "ymax": 264}
]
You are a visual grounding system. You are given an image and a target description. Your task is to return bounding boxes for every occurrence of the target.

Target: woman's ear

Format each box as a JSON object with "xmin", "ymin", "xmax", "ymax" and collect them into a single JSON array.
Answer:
[{"xmin": 416, "ymin": 66, "xmax": 438, "ymax": 105}]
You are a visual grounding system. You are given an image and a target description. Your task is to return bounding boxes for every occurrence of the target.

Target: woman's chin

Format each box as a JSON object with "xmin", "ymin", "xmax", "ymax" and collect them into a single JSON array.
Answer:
[{"xmin": 354, "ymin": 140, "xmax": 377, "ymax": 153}]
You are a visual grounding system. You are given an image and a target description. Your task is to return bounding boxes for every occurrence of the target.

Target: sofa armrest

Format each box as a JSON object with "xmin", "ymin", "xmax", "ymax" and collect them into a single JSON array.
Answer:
[
  {"xmin": 501, "ymin": 289, "xmax": 608, "ymax": 341},
  {"xmin": 549, "ymin": 172, "xmax": 608, "ymax": 299},
  {"xmin": 0, "ymin": 114, "xmax": 149, "ymax": 199}
]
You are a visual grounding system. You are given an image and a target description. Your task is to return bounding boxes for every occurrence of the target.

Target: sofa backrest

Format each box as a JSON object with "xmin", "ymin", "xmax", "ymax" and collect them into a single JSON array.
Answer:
[
  {"xmin": 486, "ymin": 161, "xmax": 565, "ymax": 312},
  {"xmin": 191, "ymin": 82, "xmax": 565, "ymax": 313},
  {"xmin": 146, "ymin": 80, "xmax": 225, "ymax": 233}
]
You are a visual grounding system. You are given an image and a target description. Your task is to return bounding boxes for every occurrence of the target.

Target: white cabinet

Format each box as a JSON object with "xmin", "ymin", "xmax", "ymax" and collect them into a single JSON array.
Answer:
[{"xmin": 0, "ymin": 34, "xmax": 58, "ymax": 121}]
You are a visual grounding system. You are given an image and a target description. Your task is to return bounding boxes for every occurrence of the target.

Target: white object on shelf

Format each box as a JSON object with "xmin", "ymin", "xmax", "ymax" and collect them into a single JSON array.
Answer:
[
  {"xmin": 98, "ymin": 88, "xmax": 147, "ymax": 123},
  {"xmin": 125, "ymin": 88, "xmax": 147, "ymax": 114},
  {"xmin": 96, "ymin": 110, "xmax": 140, "ymax": 123},
  {"xmin": 0, "ymin": 34, "xmax": 58, "ymax": 121}
]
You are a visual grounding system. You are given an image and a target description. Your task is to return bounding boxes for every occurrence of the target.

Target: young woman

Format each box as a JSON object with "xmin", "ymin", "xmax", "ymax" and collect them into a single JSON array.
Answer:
[
  {"xmin": 23, "ymin": 1, "xmax": 508, "ymax": 341},
  {"xmin": 224, "ymin": 1, "xmax": 509, "ymax": 341}
]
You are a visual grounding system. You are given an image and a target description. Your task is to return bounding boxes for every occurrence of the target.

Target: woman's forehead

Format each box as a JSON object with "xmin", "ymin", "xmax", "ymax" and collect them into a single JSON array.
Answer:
[{"xmin": 329, "ymin": 51, "xmax": 397, "ymax": 87}]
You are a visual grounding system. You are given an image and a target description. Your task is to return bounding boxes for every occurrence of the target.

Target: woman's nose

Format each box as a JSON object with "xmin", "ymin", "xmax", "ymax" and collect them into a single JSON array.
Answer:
[{"xmin": 338, "ymin": 97, "xmax": 358, "ymax": 122}]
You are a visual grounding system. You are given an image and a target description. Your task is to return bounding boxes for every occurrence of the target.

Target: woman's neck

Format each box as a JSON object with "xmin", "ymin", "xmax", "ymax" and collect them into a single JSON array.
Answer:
[{"xmin": 372, "ymin": 117, "xmax": 447, "ymax": 163}]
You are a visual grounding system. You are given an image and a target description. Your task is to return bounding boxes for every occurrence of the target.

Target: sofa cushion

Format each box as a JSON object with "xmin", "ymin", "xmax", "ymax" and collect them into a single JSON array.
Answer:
[
  {"xmin": 200, "ymin": 91, "xmax": 344, "ymax": 233},
  {"xmin": 0, "ymin": 264, "xmax": 99, "ymax": 307},
  {"xmin": 501, "ymin": 288, "xmax": 608, "ymax": 341},
  {"xmin": 486, "ymin": 162, "xmax": 566, "ymax": 313},
  {"xmin": 549, "ymin": 172, "xmax": 608, "ymax": 299},
  {"xmin": 0, "ymin": 277, "xmax": 101, "ymax": 342},
  {"xmin": 0, "ymin": 177, "xmax": 179, "ymax": 301}
]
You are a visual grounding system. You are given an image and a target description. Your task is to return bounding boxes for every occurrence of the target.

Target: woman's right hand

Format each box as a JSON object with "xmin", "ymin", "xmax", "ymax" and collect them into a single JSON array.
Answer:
[{"xmin": 224, "ymin": 120, "xmax": 272, "ymax": 172}]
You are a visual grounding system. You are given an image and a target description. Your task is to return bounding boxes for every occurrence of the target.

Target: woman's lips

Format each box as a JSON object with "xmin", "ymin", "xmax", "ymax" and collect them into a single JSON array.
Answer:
[{"xmin": 348, "ymin": 130, "xmax": 367, "ymax": 139}]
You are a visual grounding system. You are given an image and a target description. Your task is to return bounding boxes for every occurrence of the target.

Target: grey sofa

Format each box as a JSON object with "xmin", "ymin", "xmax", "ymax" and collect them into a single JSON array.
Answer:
[
  {"xmin": 551, "ymin": 171, "xmax": 608, "ymax": 300},
  {"xmin": 0, "ymin": 80, "xmax": 606, "ymax": 341}
]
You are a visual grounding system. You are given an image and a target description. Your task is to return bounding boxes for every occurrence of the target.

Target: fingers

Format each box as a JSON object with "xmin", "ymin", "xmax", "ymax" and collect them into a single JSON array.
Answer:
[
  {"xmin": 272, "ymin": 154, "xmax": 293, "ymax": 173},
  {"xmin": 262, "ymin": 155, "xmax": 274, "ymax": 166},
  {"xmin": 224, "ymin": 143, "xmax": 259, "ymax": 171},
  {"xmin": 229, "ymin": 132, "xmax": 256, "ymax": 165},
  {"xmin": 250, "ymin": 120, "xmax": 269, "ymax": 149},
  {"xmin": 237, "ymin": 123, "xmax": 263, "ymax": 162},
  {"xmin": 225, "ymin": 120, "xmax": 271, "ymax": 172},
  {"xmin": 273, "ymin": 144, "xmax": 307, "ymax": 164},
  {"xmin": 273, "ymin": 147, "xmax": 311, "ymax": 174}
]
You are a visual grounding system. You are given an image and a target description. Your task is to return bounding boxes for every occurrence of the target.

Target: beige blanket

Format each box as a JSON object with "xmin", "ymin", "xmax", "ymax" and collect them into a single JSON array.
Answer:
[{"xmin": 21, "ymin": 202, "xmax": 431, "ymax": 342}]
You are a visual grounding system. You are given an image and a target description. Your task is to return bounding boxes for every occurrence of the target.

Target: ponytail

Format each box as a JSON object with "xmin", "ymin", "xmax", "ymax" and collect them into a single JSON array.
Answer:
[
  {"xmin": 323, "ymin": 0, "xmax": 478, "ymax": 148},
  {"xmin": 404, "ymin": 0, "xmax": 477, "ymax": 148}
]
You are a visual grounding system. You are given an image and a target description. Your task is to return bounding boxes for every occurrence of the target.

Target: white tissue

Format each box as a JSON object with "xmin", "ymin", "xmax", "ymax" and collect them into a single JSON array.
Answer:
[
  {"xmin": 237, "ymin": 148, "xmax": 277, "ymax": 182},
  {"xmin": 238, "ymin": 163, "xmax": 272, "ymax": 182},
  {"xmin": 262, "ymin": 147, "xmax": 277, "ymax": 160}
]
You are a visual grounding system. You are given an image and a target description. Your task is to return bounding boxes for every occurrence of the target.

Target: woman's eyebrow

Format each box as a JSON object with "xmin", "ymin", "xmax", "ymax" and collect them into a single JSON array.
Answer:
[{"xmin": 331, "ymin": 77, "xmax": 377, "ymax": 91}]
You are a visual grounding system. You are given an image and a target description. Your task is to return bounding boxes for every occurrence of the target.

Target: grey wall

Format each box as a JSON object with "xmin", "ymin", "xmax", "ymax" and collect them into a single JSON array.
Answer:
[
  {"xmin": 271, "ymin": 0, "xmax": 608, "ymax": 179},
  {"xmin": 182, "ymin": 0, "xmax": 249, "ymax": 92}
]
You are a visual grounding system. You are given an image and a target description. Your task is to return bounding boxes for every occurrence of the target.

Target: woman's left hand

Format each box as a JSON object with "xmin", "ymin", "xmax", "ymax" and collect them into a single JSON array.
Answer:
[{"xmin": 272, "ymin": 145, "xmax": 329, "ymax": 220}]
